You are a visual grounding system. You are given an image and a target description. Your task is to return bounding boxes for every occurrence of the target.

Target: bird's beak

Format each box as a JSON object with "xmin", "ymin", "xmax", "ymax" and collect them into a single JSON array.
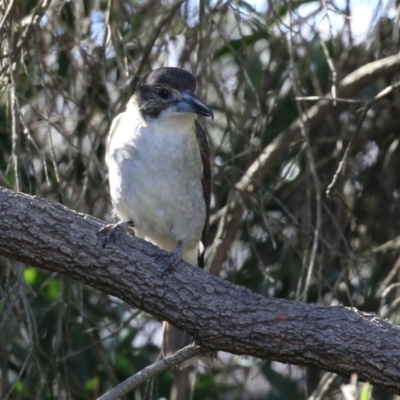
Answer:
[{"xmin": 176, "ymin": 90, "xmax": 214, "ymax": 120}]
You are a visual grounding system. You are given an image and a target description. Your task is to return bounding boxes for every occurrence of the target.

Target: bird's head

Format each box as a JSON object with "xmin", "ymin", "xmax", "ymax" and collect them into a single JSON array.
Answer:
[{"xmin": 134, "ymin": 67, "xmax": 213, "ymax": 122}]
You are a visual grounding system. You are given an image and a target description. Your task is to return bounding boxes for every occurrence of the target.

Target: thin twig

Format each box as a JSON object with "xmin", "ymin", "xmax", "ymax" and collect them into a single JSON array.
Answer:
[
  {"xmin": 130, "ymin": 1, "xmax": 185, "ymax": 91},
  {"xmin": 97, "ymin": 344, "xmax": 203, "ymax": 400},
  {"xmin": 326, "ymin": 81, "xmax": 400, "ymax": 197},
  {"xmin": 0, "ymin": 0, "xmax": 15, "ymax": 33},
  {"xmin": 296, "ymin": 96, "xmax": 367, "ymax": 103},
  {"xmin": 8, "ymin": 31, "xmax": 20, "ymax": 192},
  {"xmin": 287, "ymin": 2, "xmax": 322, "ymax": 301}
]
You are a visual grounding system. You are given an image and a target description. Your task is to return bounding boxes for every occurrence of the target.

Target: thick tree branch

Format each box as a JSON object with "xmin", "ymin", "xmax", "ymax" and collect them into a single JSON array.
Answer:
[
  {"xmin": 1, "ymin": 187, "xmax": 400, "ymax": 394},
  {"xmin": 209, "ymin": 54, "xmax": 400, "ymax": 275}
]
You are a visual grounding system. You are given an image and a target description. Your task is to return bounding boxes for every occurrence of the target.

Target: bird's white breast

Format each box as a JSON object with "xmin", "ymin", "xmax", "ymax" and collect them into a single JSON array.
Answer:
[{"xmin": 106, "ymin": 103, "xmax": 206, "ymax": 263}]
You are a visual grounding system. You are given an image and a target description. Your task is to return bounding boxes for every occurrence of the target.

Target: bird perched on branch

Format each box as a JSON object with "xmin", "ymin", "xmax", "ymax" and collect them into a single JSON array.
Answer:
[{"xmin": 98, "ymin": 67, "xmax": 215, "ymax": 367}]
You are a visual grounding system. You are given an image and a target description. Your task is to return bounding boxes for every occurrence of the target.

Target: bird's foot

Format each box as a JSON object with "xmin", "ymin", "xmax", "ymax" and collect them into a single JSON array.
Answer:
[
  {"xmin": 157, "ymin": 241, "xmax": 183, "ymax": 277},
  {"xmin": 97, "ymin": 221, "xmax": 134, "ymax": 248}
]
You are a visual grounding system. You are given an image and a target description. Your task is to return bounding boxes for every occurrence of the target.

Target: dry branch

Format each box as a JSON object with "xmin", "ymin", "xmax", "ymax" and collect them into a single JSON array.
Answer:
[
  {"xmin": 209, "ymin": 54, "xmax": 400, "ymax": 275},
  {"xmin": 1, "ymin": 187, "xmax": 400, "ymax": 394},
  {"xmin": 98, "ymin": 344, "xmax": 202, "ymax": 400}
]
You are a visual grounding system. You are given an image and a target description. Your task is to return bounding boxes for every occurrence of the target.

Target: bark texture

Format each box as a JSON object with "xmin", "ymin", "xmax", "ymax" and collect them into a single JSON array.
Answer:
[{"xmin": 1, "ymin": 187, "xmax": 400, "ymax": 394}]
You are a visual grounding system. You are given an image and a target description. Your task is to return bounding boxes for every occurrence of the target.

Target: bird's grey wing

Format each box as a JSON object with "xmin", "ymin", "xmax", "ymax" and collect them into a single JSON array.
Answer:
[
  {"xmin": 195, "ymin": 120, "xmax": 211, "ymax": 268},
  {"xmin": 105, "ymin": 113, "xmax": 123, "ymax": 166}
]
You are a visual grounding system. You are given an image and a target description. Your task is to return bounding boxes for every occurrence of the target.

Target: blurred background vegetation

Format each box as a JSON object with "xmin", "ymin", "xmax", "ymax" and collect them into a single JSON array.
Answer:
[{"xmin": 1, "ymin": 0, "xmax": 400, "ymax": 399}]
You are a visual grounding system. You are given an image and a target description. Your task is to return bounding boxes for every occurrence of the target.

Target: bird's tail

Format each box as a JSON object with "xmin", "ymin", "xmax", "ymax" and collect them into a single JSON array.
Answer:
[{"xmin": 162, "ymin": 322, "xmax": 216, "ymax": 368}]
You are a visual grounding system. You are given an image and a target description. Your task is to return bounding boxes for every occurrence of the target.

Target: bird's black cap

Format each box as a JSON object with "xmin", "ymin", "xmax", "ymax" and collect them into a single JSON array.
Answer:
[{"xmin": 140, "ymin": 67, "xmax": 197, "ymax": 93}]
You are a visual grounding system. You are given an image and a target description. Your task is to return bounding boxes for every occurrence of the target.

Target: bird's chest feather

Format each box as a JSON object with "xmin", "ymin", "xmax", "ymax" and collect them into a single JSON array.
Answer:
[{"xmin": 107, "ymin": 112, "xmax": 206, "ymax": 248}]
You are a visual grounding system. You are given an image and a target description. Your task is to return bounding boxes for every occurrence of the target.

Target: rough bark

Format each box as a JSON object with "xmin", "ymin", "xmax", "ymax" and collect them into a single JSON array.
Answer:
[{"xmin": 1, "ymin": 187, "xmax": 400, "ymax": 394}]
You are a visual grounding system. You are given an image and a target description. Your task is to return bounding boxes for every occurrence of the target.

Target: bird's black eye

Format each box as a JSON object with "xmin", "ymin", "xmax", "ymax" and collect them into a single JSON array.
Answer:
[{"xmin": 156, "ymin": 88, "xmax": 170, "ymax": 99}]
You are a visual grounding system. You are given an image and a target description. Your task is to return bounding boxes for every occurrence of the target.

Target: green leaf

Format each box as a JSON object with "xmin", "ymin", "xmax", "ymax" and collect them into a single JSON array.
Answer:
[
  {"xmin": 24, "ymin": 267, "xmax": 38, "ymax": 285},
  {"xmin": 44, "ymin": 278, "xmax": 60, "ymax": 300},
  {"xmin": 359, "ymin": 382, "xmax": 371, "ymax": 400}
]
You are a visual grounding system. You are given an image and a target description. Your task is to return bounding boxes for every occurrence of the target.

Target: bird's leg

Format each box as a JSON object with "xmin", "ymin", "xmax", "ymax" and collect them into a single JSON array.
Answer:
[
  {"xmin": 157, "ymin": 240, "xmax": 183, "ymax": 277},
  {"xmin": 97, "ymin": 221, "xmax": 134, "ymax": 248}
]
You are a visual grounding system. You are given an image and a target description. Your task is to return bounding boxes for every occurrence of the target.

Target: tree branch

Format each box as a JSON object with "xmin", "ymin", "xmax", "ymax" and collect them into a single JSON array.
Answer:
[
  {"xmin": 98, "ymin": 344, "xmax": 202, "ymax": 400},
  {"xmin": 1, "ymin": 187, "xmax": 400, "ymax": 394},
  {"xmin": 209, "ymin": 54, "xmax": 400, "ymax": 275}
]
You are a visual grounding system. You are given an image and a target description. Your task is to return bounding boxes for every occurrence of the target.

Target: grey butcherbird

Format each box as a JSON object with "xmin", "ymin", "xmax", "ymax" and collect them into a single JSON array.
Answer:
[{"xmin": 98, "ymin": 67, "xmax": 215, "ymax": 367}]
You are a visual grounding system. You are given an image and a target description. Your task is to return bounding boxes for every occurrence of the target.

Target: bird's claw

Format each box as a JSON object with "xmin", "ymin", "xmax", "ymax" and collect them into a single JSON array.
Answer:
[
  {"xmin": 157, "ymin": 241, "xmax": 183, "ymax": 277},
  {"xmin": 97, "ymin": 221, "xmax": 133, "ymax": 248}
]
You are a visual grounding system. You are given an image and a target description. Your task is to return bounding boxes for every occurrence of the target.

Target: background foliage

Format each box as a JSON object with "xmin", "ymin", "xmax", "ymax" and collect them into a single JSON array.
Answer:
[{"xmin": 1, "ymin": 0, "xmax": 399, "ymax": 399}]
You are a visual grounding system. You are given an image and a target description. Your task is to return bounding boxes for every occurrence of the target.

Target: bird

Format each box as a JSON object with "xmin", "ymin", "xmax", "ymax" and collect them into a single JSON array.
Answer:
[{"xmin": 97, "ymin": 67, "xmax": 215, "ymax": 367}]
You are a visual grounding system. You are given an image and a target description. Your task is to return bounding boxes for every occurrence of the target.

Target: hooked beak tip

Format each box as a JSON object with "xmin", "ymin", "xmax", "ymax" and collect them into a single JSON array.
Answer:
[{"xmin": 178, "ymin": 91, "xmax": 214, "ymax": 121}]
